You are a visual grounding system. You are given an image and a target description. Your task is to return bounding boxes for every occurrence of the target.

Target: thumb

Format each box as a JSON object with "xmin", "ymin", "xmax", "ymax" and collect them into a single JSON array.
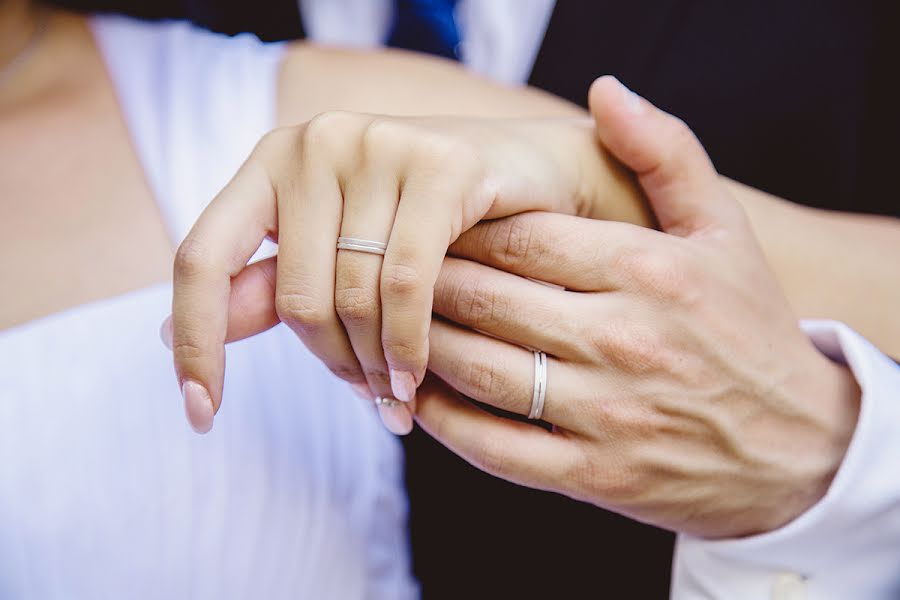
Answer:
[{"xmin": 588, "ymin": 75, "xmax": 741, "ymax": 237}]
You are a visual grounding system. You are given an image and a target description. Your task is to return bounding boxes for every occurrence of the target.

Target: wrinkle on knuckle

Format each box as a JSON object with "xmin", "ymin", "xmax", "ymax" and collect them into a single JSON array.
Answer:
[
  {"xmin": 451, "ymin": 278, "xmax": 507, "ymax": 328},
  {"xmin": 174, "ymin": 237, "xmax": 211, "ymax": 281},
  {"xmin": 464, "ymin": 355, "xmax": 502, "ymax": 399},
  {"xmin": 172, "ymin": 339, "xmax": 206, "ymax": 364},
  {"xmin": 489, "ymin": 214, "xmax": 541, "ymax": 268},
  {"xmin": 381, "ymin": 334, "xmax": 422, "ymax": 367},
  {"xmin": 328, "ymin": 362, "xmax": 365, "ymax": 384},
  {"xmin": 334, "ymin": 286, "xmax": 379, "ymax": 325},
  {"xmin": 381, "ymin": 261, "xmax": 422, "ymax": 301},
  {"xmin": 275, "ymin": 291, "xmax": 329, "ymax": 333},
  {"xmin": 363, "ymin": 368, "xmax": 391, "ymax": 388}
]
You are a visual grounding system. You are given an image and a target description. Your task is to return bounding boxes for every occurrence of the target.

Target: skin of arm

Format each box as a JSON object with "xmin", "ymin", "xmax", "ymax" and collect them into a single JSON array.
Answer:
[
  {"xmin": 275, "ymin": 44, "xmax": 900, "ymax": 357},
  {"xmin": 733, "ymin": 181, "xmax": 900, "ymax": 358}
]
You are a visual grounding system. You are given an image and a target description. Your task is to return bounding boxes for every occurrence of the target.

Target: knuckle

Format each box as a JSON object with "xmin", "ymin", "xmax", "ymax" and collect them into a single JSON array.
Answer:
[
  {"xmin": 301, "ymin": 111, "xmax": 359, "ymax": 156},
  {"xmin": 380, "ymin": 335, "xmax": 422, "ymax": 368},
  {"xmin": 363, "ymin": 368, "xmax": 391, "ymax": 389},
  {"xmin": 489, "ymin": 214, "xmax": 542, "ymax": 268},
  {"xmin": 617, "ymin": 247, "xmax": 688, "ymax": 300},
  {"xmin": 328, "ymin": 362, "xmax": 365, "ymax": 384},
  {"xmin": 305, "ymin": 110, "xmax": 355, "ymax": 138},
  {"xmin": 589, "ymin": 322, "xmax": 670, "ymax": 375},
  {"xmin": 256, "ymin": 125, "xmax": 300, "ymax": 157},
  {"xmin": 172, "ymin": 338, "xmax": 206, "ymax": 364},
  {"xmin": 334, "ymin": 286, "xmax": 379, "ymax": 325},
  {"xmin": 381, "ymin": 261, "xmax": 423, "ymax": 300},
  {"xmin": 451, "ymin": 278, "xmax": 508, "ymax": 328},
  {"xmin": 275, "ymin": 291, "xmax": 330, "ymax": 334},
  {"xmin": 360, "ymin": 117, "xmax": 406, "ymax": 156},
  {"xmin": 173, "ymin": 236, "xmax": 210, "ymax": 281},
  {"xmin": 463, "ymin": 356, "xmax": 502, "ymax": 399}
]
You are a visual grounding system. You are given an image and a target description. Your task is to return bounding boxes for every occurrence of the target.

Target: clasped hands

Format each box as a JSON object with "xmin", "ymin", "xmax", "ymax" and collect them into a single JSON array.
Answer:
[{"xmin": 164, "ymin": 76, "xmax": 860, "ymax": 539}]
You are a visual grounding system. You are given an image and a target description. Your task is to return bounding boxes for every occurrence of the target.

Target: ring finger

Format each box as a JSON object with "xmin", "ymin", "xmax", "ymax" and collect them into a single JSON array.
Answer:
[
  {"xmin": 428, "ymin": 318, "xmax": 585, "ymax": 430},
  {"xmin": 335, "ymin": 169, "xmax": 415, "ymax": 432}
]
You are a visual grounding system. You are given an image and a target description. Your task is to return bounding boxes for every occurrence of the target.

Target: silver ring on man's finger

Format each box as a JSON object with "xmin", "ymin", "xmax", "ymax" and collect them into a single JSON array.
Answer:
[{"xmin": 528, "ymin": 350, "xmax": 548, "ymax": 420}]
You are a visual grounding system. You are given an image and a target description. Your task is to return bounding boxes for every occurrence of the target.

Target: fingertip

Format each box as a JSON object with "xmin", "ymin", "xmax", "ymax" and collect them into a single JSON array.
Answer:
[
  {"xmin": 589, "ymin": 75, "xmax": 646, "ymax": 125},
  {"xmin": 389, "ymin": 368, "xmax": 418, "ymax": 403},
  {"xmin": 588, "ymin": 75, "xmax": 619, "ymax": 111},
  {"xmin": 183, "ymin": 380, "xmax": 215, "ymax": 434},
  {"xmin": 377, "ymin": 398, "xmax": 414, "ymax": 435}
]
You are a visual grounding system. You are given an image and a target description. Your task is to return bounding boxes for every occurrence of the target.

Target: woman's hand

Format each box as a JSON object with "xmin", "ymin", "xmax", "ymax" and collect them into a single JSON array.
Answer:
[
  {"xmin": 167, "ymin": 112, "xmax": 646, "ymax": 434},
  {"xmin": 415, "ymin": 77, "xmax": 861, "ymax": 538}
]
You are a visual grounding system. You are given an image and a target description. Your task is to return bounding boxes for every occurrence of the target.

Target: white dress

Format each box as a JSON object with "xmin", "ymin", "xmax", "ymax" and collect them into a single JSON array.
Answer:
[{"xmin": 0, "ymin": 15, "xmax": 417, "ymax": 600}]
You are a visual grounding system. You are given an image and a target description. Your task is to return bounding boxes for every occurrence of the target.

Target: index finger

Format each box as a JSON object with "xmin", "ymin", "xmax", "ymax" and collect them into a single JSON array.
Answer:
[
  {"xmin": 172, "ymin": 152, "xmax": 276, "ymax": 433},
  {"xmin": 448, "ymin": 211, "xmax": 664, "ymax": 291}
]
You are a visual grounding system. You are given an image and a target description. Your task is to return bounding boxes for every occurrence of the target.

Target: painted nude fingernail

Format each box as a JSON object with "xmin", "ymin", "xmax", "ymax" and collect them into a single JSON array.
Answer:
[
  {"xmin": 183, "ymin": 380, "xmax": 214, "ymax": 434},
  {"xmin": 377, "ymin": 398, "xmax": 413, "ymax": 436},
  {"xmin": 390, "ymin": 369, "xmax": 417, "ymax": 403},
  {"xmin": 159, "ymin": 315, "xmax": 173, "ymax": 350}
]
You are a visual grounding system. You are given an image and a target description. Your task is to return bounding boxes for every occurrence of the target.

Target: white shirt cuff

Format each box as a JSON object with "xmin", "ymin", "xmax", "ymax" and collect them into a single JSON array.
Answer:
[{"xmin": 671, "ymin": 320, "xmax": 900, "ymax": 600}]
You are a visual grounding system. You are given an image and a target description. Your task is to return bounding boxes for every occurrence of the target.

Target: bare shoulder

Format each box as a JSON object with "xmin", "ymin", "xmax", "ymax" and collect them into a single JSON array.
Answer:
[{"xmin": 275, "ymin": 42, "xmax": 583, "ymax": 126}]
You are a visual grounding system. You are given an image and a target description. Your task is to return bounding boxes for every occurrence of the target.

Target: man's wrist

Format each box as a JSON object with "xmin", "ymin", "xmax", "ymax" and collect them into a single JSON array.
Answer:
[
  {"xmin": 673, "ymin": 321, "xmax": 900, "ymax": 598},
  {"xmin": 773, "ymin": 354, "xmax": 861, "ymax": 533}
]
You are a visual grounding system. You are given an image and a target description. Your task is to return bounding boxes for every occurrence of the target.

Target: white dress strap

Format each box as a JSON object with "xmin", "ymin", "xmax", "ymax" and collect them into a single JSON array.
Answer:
[{"xmin": 90, "ymin": 15, "xmax": 284, "ymax": 243}]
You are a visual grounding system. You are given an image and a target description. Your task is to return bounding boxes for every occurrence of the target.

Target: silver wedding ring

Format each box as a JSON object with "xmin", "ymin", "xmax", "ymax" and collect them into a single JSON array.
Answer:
[
  {"xmin": 529, "ymin": 350, "xmax": 548, "ymax": 420},
  {"xmin": 375, "ymin": 396, "xmax": 401, "ymax": 408},
  {"xmin": 337, "ymin": 236, "xmax": 387, "ymax": 256}
]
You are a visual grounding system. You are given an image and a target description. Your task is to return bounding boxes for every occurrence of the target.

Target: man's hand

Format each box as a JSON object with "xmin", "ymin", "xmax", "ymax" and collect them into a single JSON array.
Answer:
[{"xmin": 414, "ymin": 76, "xmax": 861, "ymax": 538}]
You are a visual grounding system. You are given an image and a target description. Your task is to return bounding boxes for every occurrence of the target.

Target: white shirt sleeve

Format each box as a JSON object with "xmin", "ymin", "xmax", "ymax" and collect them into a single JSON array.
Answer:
[{"xmin": 671, "ymin": 320, "xmax": 900, "ymax": 600}]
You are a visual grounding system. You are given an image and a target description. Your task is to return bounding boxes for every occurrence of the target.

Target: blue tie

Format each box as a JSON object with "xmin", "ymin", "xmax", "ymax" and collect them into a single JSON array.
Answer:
[{"xmin": 388, "ymin": 0, "xmax": 460, "ymax": 60}]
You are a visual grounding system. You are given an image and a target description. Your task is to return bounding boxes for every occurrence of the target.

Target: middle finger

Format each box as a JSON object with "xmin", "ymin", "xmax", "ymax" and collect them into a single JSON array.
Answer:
[{"xmin": 433, "ymin": 257, "xmax": 587, "ymax": 360}]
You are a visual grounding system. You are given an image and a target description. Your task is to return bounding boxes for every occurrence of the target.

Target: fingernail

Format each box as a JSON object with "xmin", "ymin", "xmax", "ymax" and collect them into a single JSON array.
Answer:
[
  {"xmin": 618, "ymin": 79, "xmax": 645, "ymax": 115},
  {"xmin": 182, "ymin": 380, "xmax": 214, "ymax": 434},
  {"xmin": 377, "ymin": 399, "xmax": 413, "ymax": 436},
  {"xmin": 350, "ymin": 382, "xmax": 374, "ymax": 401},
  {"xmin": 390, "ymin": 369, "xmax": 417, "ymax": 403},
  {"xmin": 160, "ymin": 315, "xmax": 173, "ymax": 350}
]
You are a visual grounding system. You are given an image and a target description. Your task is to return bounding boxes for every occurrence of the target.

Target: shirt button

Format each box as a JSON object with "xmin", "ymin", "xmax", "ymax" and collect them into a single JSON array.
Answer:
[{"xmin": 772, "ymin": 572, "xmax": 807, "ymax": 600}]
